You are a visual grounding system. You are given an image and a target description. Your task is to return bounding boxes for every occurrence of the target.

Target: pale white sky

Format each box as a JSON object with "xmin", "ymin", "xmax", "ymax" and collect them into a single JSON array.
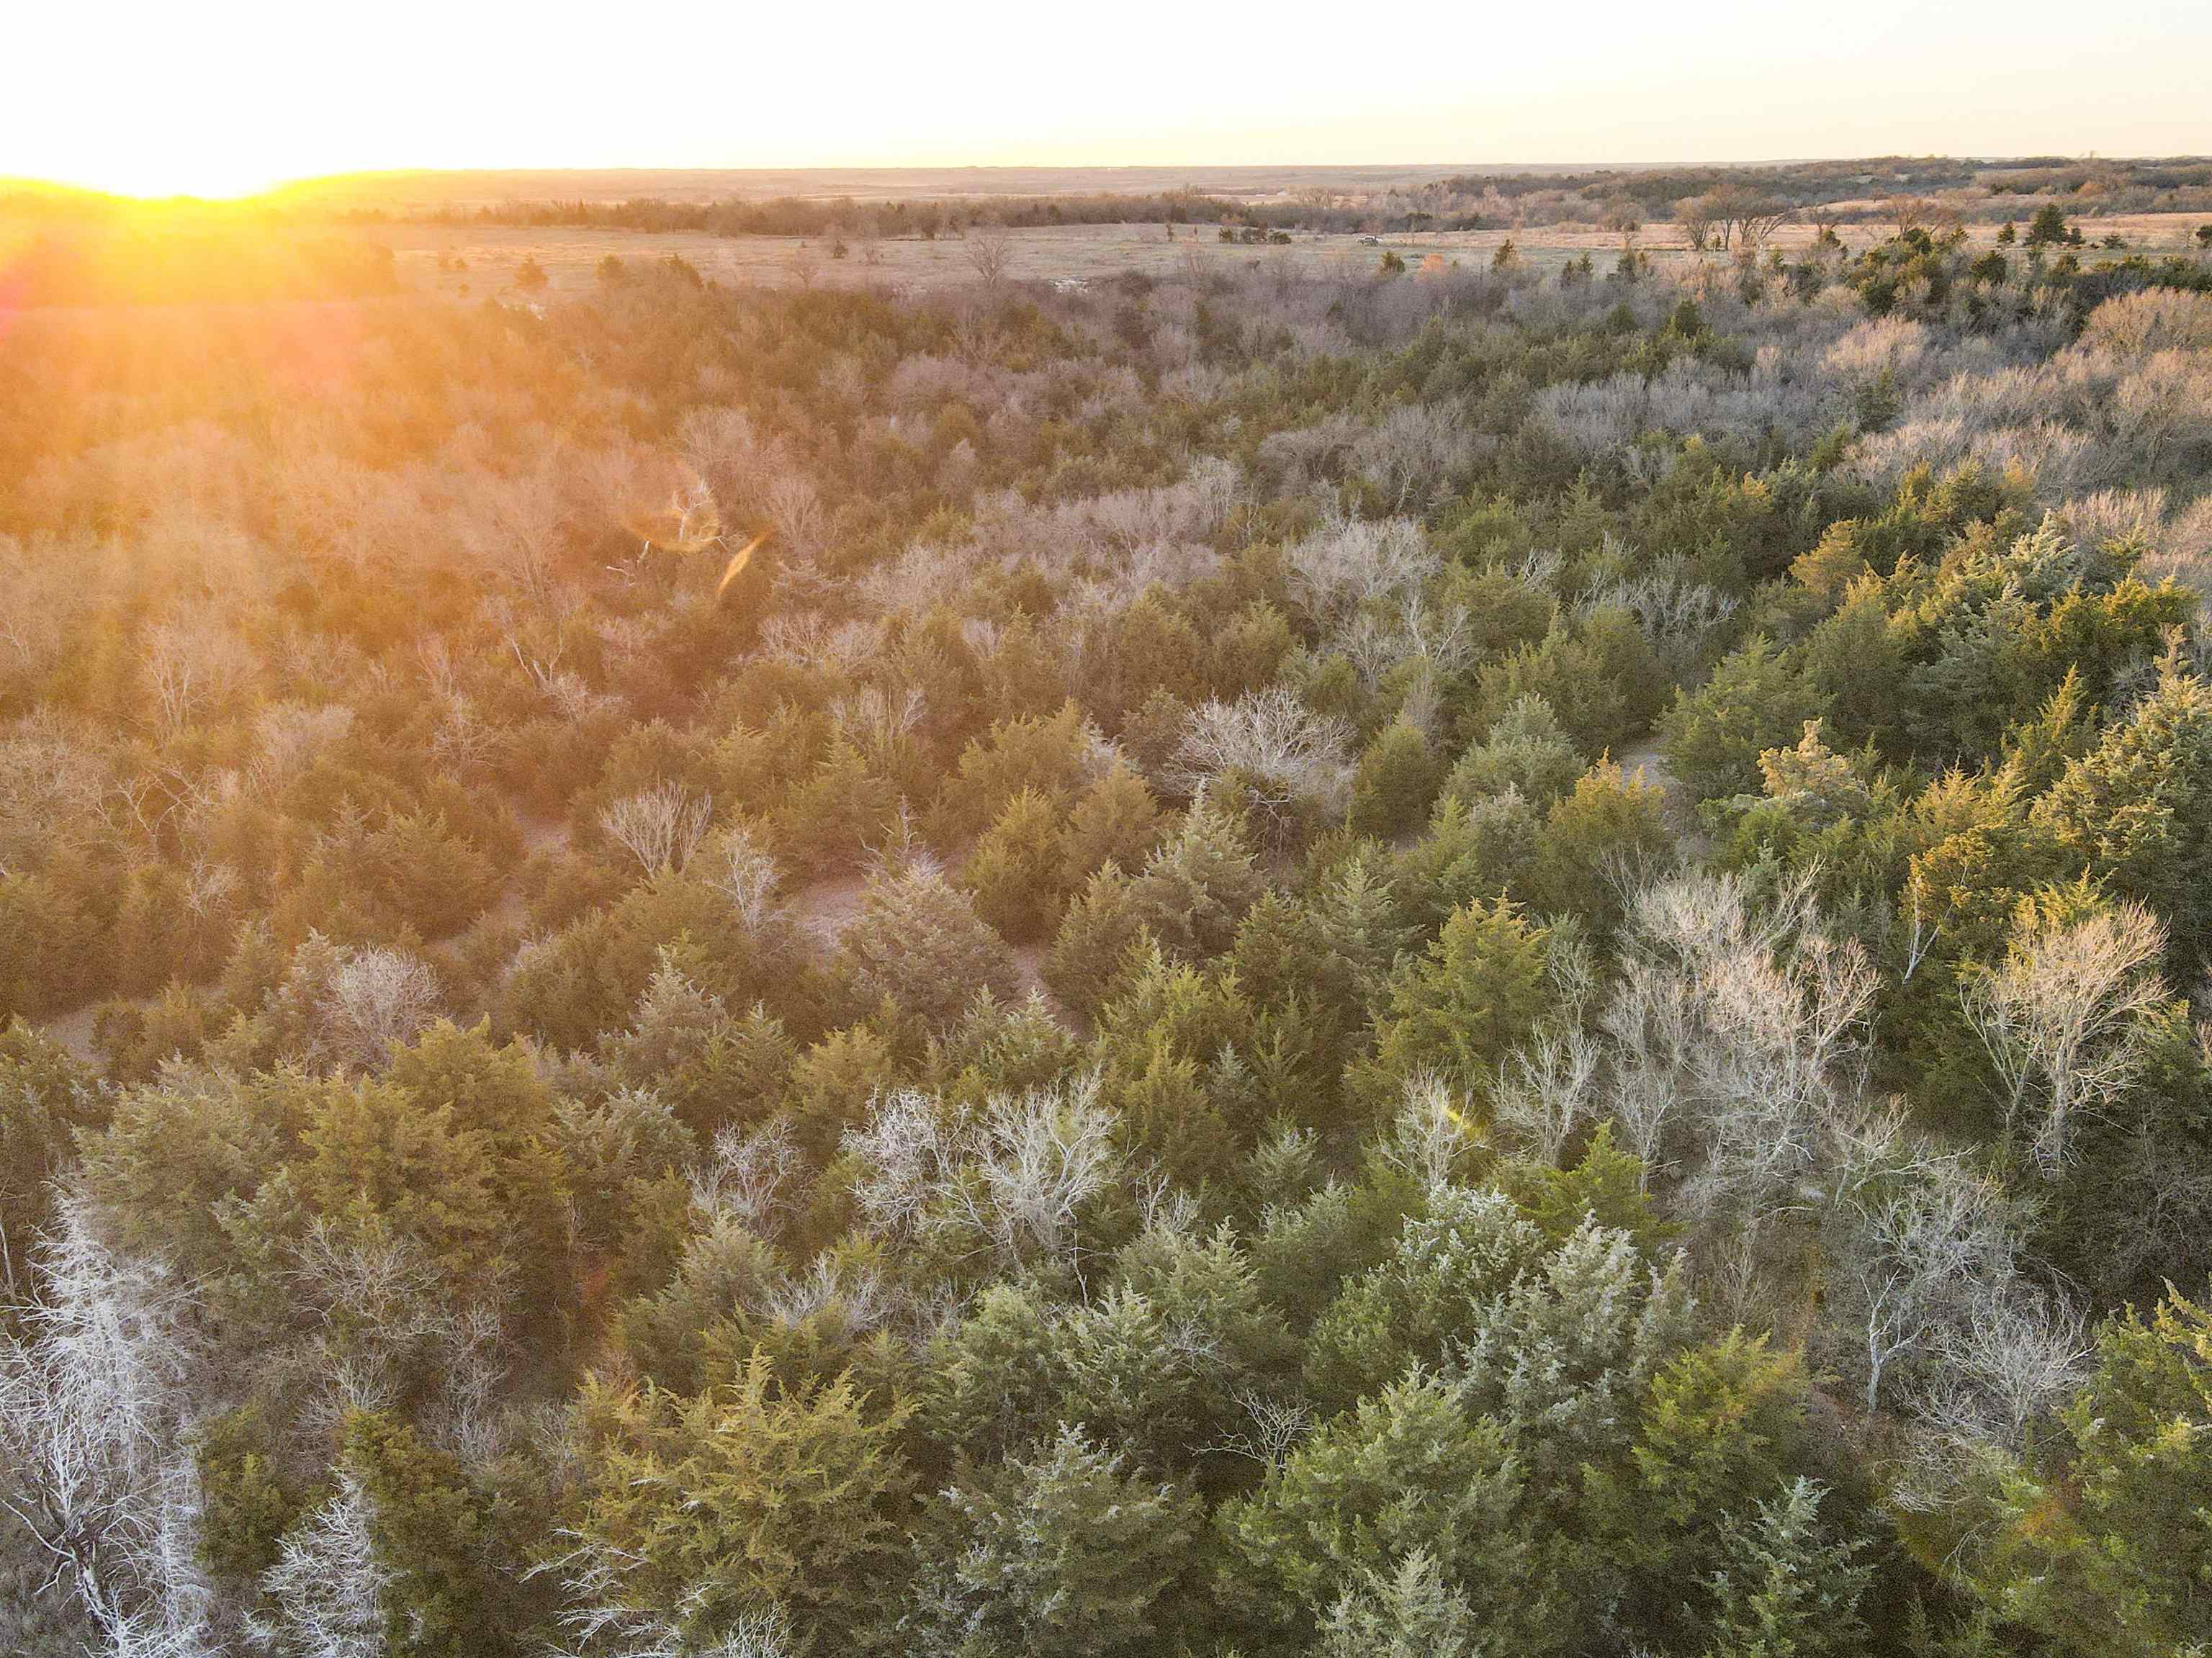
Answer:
[{"xmin": 6, "ymin": 0, "xmax": 2208, "ymax": 197}]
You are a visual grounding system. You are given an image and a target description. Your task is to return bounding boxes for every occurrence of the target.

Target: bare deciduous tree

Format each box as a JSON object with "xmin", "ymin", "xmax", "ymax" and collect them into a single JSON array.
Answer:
[
  {"xmin": 698, "ymin": 825, "xmax": 782, "ymax": 932},
  {"xmin": 287, "ymin": 1217, "xmax": 503, "ymax": 1434},
  {"xmin": 1824, "ymin": 1114, "xmax": 2091, "ymax": 1506},
  {"xmin": 1961, "ymin": 900, "xmax": 2167, "ymax": 1171},
  {"xmin": 0, "ymin": 711, "xmax": 113, "ymax": 877},
  {"xmin": 1378, "ymin": 1073, "xmax": 1482, "ymax": 1193},
  {"xmin": 1691, "ymin": 186, "xmax": 1793, "ymax": 253},
  {"xmin": 140, "ymin": 608, "xmax": 254, "ymax": 735},
  {"xmin": 325, "ymin": 946, "xmax": 444, "ymax": 1069},
  {"xmin": 1603, "ymin": 870, "xmax": 1875, "ymax": 1217},
  {"xmin": 1734, "ymin": 195, "xmax": 1795, "ymax": 252},
  {"xmin": 477, "ymin": 472, "xmax": 570, "ymax": 611},
  {"xmin": 0, "ymin": 538, "xmax": 76, "ymax": 687},
  {"xmin": 1213, "ymin": 1387, "xmax": 1316, "ymax": 1469},
  {"xmin": 251, "ymin": 701, "xmax": 356, "ymax": 796},
  {"xmin": 1352, "ymin": 403, "xmax": 1480, "ymax": 513},
  {"xmin": 0, "ymin": 1197, "xmax": 214, "ymax": 1656},
  {"xmin": 785, "ymin": 241, "xmax": 820, "ymax": 291},
  {"xmin": 829, "ymin": 685, "xmax": 927, "ymax": 765},
  {"xmin": 250, "ymin": 1473, "xmax": 392, "ymax": 1658},
  {"xmin": 965, "ymin": 222, "xmax": 1014, "ymax": 297},
  {"xmin": 1921, "ymin": 1286, "xmax": 2090, "ymax": 1451},
  {"xmin": 1579, "ymin": 552, "xmax": 1740, "ymax": 678},
  {"xmin": 760, "ymin": 1254, "xmax": 891, "ymax": 1341},
  {"xmin": 545, "ymin": 1526, "xmax": 793, "ymax": 1658},
  {"xmin": 1677, "ymin": 195, "xmax": 1718, "ymax": 253},
  {"xmin": 844, "ymin": 1074, "xmax": 1120, "ymax": 1266},
  {"xmin": 1884, "ymin": 196, "xmax": 1932, "ymax": 236},
  {"xmin": 1285, "ymin": 515, "xmax": 1434, "ymax": 622},
  {"xmin": 601, "ymin": 781, "xmax": 714, "ymax": 875},
  {"xmin": 691, "ymin": 1120, "xmax": 804, "ymax": 1230},
  {"xmin": 1827, "ymin": 1114, "xmax": 2023, "ymax": 1415},
  {"xmin": 1602, "ymin": 199, "xmax": 1642, "ymax": 256},
  {"xmin": 762, "ymin": 472, "xmax": 829, "ymax": 563},
  {"xmin": 1493, "ymin": 1029, "xmax": 1601, "ymax": 1166},
  {"xmin": 1171, "ymin": 688, "xmax": 1355, "ymax": 820}
]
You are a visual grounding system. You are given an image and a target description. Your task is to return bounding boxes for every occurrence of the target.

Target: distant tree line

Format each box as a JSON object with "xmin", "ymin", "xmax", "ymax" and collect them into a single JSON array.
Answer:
[{"xmin": 349, "ymin": 190, "xmax": 1490, "ymax": 239}]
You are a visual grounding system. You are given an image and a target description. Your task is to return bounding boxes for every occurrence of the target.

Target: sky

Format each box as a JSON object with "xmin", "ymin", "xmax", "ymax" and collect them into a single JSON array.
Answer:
[{"xmin": 6, "ymin": 0, "xmax": 2208, "ymax": 197}]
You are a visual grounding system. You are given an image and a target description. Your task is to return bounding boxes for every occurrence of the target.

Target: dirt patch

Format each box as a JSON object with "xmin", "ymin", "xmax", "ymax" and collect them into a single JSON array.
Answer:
[
  {"xmin": 518, "ymin": 814, "xmax": 574, "ymax": 857},
  {"xmin": 1007, "ymin": 941, "xmax": 1076, "ymax": 1027},
  {"xmin": 1615, "ymin": 736, "xmax": 1712, "ymax": 866},
  {"xmin": 788, "ymin": 873, "xmax": 870, "ymax": 950},
  {"xmin": 34, "ymin": 1002, "xmax": 104, "ymax": 1065},
  {"xmin": 1614, "ymin": 738, "xmax": 1676, "ymax": 796}
]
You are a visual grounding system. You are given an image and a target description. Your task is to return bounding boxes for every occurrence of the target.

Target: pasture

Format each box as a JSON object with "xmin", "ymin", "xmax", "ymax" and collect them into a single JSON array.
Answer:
[{"xmin": 383, "ymin": 212, "xmax": 2212, "ymax": 298}]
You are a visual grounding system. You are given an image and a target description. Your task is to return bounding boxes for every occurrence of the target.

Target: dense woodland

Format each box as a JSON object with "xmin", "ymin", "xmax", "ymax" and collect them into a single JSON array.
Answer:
[{"xmin": 4, "ymin": 217, "xmax": 2212, "ymax": 1657}]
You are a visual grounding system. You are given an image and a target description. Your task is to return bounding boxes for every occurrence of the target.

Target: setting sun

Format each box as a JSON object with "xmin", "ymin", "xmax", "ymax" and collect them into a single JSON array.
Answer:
[{"xmin": 35, "ymin": 150, "xmax": 297, "ymax": 203}]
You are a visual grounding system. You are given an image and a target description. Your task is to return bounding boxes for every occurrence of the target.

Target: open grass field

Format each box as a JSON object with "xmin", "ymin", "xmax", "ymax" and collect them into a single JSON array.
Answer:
[
  {"xmin": 277, "ymin": 163, "xmax": 1511, "ymax": 210},
  {"xmin": 383, "ymin": 211, "xmax": 2212, "ymax": 299}
]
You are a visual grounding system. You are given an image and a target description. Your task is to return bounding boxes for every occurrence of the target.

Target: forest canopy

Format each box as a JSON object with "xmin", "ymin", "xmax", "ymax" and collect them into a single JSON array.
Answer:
[{"xmin": 2, "ymin": 208, "xmax": 2212, "ymax": 1657}]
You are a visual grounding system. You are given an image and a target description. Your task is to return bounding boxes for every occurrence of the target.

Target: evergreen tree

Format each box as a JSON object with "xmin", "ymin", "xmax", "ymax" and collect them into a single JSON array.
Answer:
[{"xmin": 906, "ymin": 1428, "xmax": 1202, "ymax": 1658}]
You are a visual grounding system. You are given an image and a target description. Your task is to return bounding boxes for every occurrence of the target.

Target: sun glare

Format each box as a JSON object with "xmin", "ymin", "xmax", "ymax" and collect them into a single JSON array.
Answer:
[{"xmin": 48, "ymin": 150, "xmax": 294, "ymax": 203}]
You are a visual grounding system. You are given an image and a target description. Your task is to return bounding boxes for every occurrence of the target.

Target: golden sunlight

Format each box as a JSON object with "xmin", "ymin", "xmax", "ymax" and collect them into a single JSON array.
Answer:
[{"xmin": 33, "ymin": 145, "xmax": 295, "ymax": 203}]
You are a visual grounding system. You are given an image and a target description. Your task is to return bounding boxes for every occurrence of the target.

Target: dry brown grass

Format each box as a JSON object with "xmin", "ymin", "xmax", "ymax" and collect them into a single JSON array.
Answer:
[
  {"xmin": 6, "ymin": 204, "xmax": 2201, "ymax": 310},
  {"xmin": 379, "ymin": 211, "xmax": 2212, "ymax": 299},
  {"xmin": 274, "ymin": 163, "xmax": 1504, "ymax": 211}
]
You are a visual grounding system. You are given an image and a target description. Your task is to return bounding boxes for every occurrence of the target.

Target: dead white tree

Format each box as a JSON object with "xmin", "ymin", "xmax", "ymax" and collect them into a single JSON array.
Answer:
[
  {"xmin": 140, "ymin": 610, "xmax": 253, "ymax": 735},
  {"xmin": 843, "ymin": 1074, "xmax": 1120, "ymax": 1266},
  {"xmin": 1352, "ymin": 403, "xmax": 1479, "ymax": 513},
  {"xmin": 829, "ymin": 685, "xmax": 927, "ymax": 765},
  {"xmin": 1284, "ymin": 515, "xmax": 1434, "ymax": 623},
  {"xmin": 544, "ymin": 1523, "xmax": 793, "ymax": 1658},
  {"xmin": 1493, "ymin": 1029, "xmax": 1601, "ymax": 1166},
  {"xmin": 477, "ymin": 472, "xmax": 570, "ymax": 610},
  {"xmin": 1170, "ymin": 688, "xmax": 1354, "ymax": 819},
  {"xmin": 0, "ymin": 539, "xmax": 73, "ymax": 686},
  {"xmin": 1961, "ymin": 901, "xmax": 2168, "ymax": 1171},
  {"xmin": 1213, "ymin": 1388, "xmax": 1316, "ymax": 1469},
  {"xmin": 691, "ymin": 1122, "xmax": 805, "ymax": 1232},
  {"xmin": 1922, "ymin": 1287, "xmax": 2090, "ymax": 1451},
  {"xmin": 324, "ymin": 946, "xmax": 444, "ymax": 1070},
  {"xmin": 762, "ymin": 473, "xmax": 829, "ymax": 564},
  {"xmin": 250, "ymin": 702, "xmax": 356, "ymax": 796},
  {"xmin": 180, "ymin": 855, "xmax": 240, "ymax": 923},
  {"xmin": 1579, "ymin": 552, "xmax": 1740, "ymax": 677},
  {"xmin": 249, "ymin": 1474, "xmax": 393, "ymax": 1658},
  {"xmin": 0, "ymin": 712, "xmax": 113, "ymax": 877},
  {"xmin": 1826, "ymin": 1114, "xmax": 2021, "ymax": 1415},
  {"xmin": 286, "ymin": 1219, "xmax": 473, "ymax": 1425},
  {"xmin": 760, "ymin": 1255, "xmax": 891, "ymax": 1341},
  {"xmin": 504, "ymin": 628, "xmax": 611, "ymax": 724},
  {"xmin": 969, "ymin": 1076, "xmax": 1120, "ymax": 1259},
  {"xmin": 1603, "ymin": 869, "xmax": 1876, "ymax": 1217},
  {"xmin": 600, "ymin": 781, "xmax": 714, "ymax": 875},
  {"xmin": 1341, "ymin": 593, "xmax": 1478, "ymax": 691},
  {"xmin": 1378, "ymin": 1073, "xmax": 1482, "ymax": 1193},
  {"xmin": 1825, "ymin": 1110, "xmax": 2092, "ymax": 1508},
  {"xmin": 426, "ymin": 1298, "xmax": 511, "ymax": 1473},
  {"xmin": 698, "ymin": 826, "xmax": 782, "ymax": 932},
  {"xmin": 0, "ymin": 1197, "xmax": 214, "ymax": 1657}
]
